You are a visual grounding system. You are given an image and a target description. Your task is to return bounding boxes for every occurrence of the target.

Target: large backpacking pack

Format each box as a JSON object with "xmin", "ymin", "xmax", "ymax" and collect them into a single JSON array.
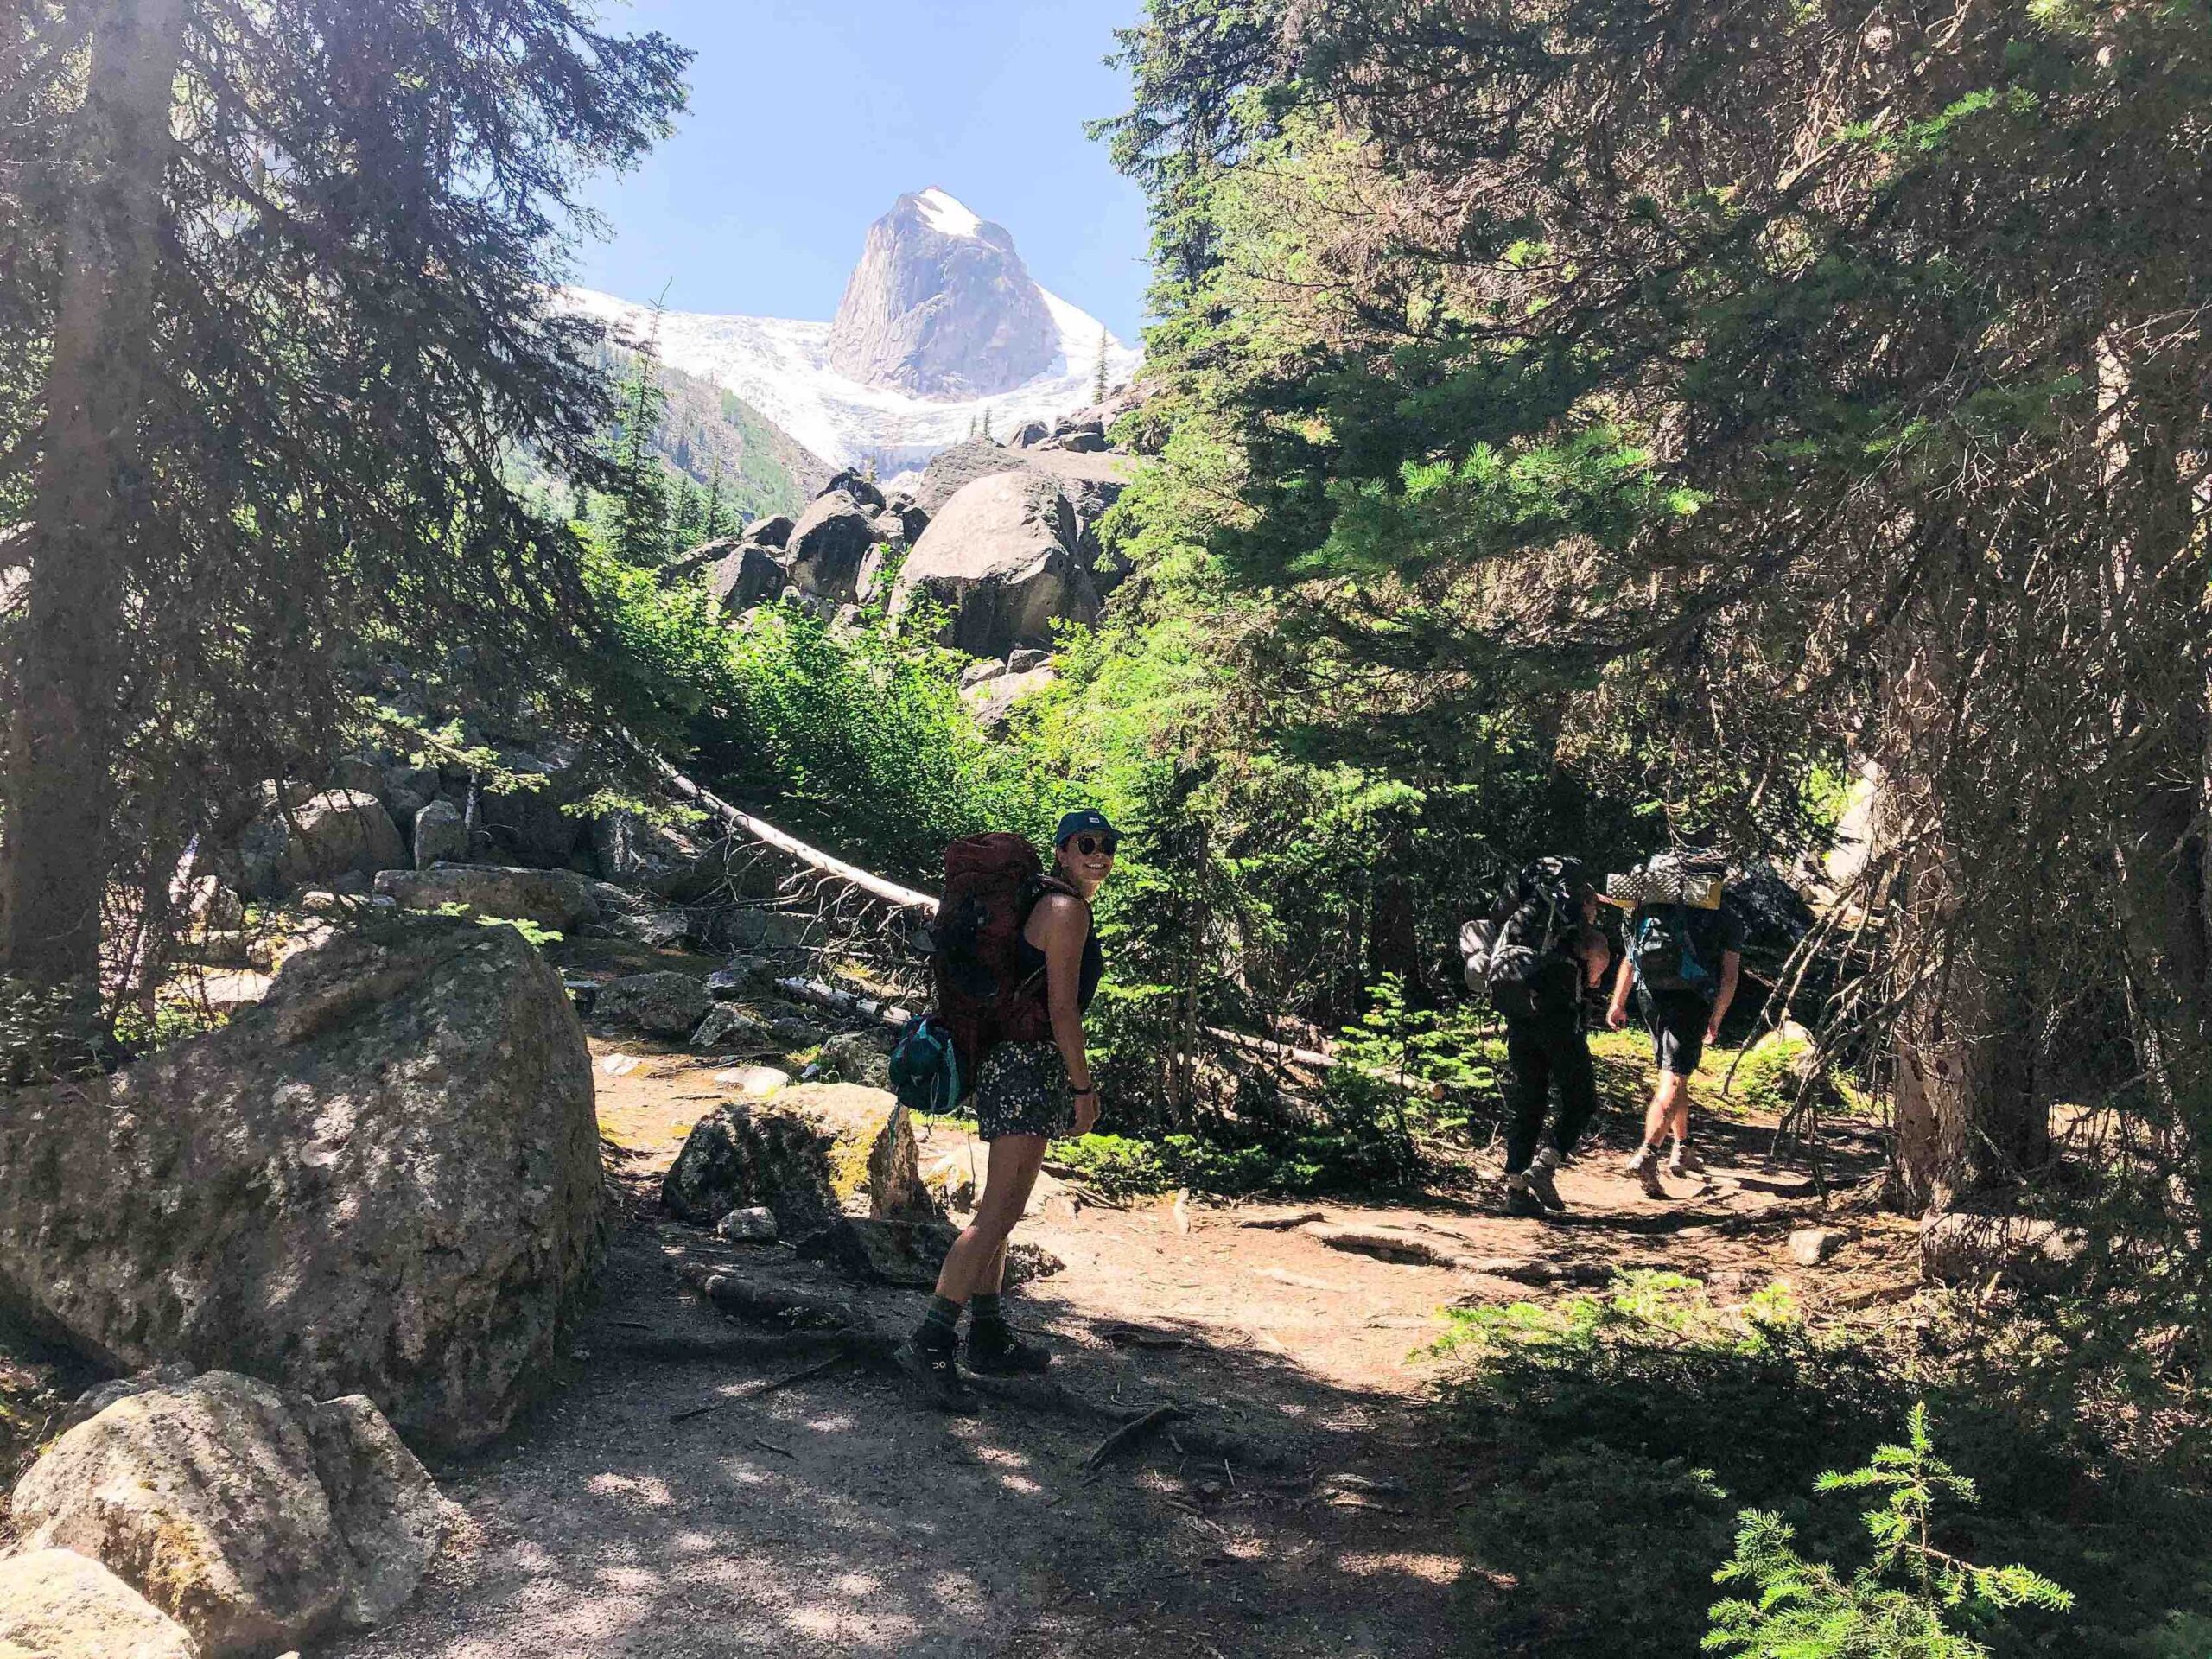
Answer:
[
  {"xmin": 895, "ymin": 833, "xmax": 1076, "ymax": 1108},
  {"xmin": 1619, "ymin": 847, "xmax": 1731, "ymax": 998},
  {"xmin": 1463, "ymin": 856, "xmax": 1588, "ymax": 1020}
]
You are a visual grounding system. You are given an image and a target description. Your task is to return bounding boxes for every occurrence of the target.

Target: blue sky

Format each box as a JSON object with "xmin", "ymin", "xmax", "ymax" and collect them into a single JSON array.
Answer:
[{"xmin": 572, "ymin": 1, "xmax": 1154, "ymax": 343}]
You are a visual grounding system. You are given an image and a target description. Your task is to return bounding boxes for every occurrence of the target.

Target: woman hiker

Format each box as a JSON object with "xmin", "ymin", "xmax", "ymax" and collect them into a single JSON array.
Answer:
[{"xmin": 897, "ymin": 808, "xmax": 1118, "ymax": 1408}]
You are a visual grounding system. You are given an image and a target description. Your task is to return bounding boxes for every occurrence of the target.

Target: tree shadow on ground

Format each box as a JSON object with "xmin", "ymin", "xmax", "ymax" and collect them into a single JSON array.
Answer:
[
  {"xmin": 1426, "ymin": 1272, "xmax": 2204, "ymax": 1659},
  {"xmin": 325, "ymin": 1187, "xmax": 1477, "ymax": 1659}
]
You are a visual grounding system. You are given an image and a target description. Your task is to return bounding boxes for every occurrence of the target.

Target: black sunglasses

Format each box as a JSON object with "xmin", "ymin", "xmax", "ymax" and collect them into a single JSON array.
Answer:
[{"xmin": 1071, "ymin": 834, "xmax": 1120, "ymax": 856}]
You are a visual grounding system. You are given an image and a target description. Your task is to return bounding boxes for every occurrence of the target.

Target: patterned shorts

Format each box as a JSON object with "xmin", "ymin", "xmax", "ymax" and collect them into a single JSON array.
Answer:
[{"xmin": 973, "ymin": 1040, "xmax": 1075, "ymax": 1142}]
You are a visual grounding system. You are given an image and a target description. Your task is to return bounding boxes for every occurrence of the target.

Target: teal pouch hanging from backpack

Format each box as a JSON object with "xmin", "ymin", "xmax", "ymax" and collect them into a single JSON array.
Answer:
[{"xmin": 889, "ymin": 1013, "xmax": 963, "ymax": 1115}]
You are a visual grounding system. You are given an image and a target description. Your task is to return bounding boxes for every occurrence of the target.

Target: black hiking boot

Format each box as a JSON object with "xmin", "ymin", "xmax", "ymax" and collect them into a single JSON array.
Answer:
[
  {"xmin": 895, "ymin": 1336, "xmax": 976, "ymax": 1411},
  {"xmin": 1522, "ymin": 1154, "xmax": 1567, "ymax": 1212},
  {"xmin": 1503, "ymin": 1173, "xmax": 1548, "ymax": 1217},
  {"xmin": 964, "ymin": 1321, "xmax": 1053, "ymax": 1376}
]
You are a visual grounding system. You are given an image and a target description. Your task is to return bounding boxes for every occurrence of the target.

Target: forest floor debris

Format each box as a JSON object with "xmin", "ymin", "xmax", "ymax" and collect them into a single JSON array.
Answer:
[{"xmin": 292, "ymin": 1030, "xmax": 1915, "ymax": 1658}]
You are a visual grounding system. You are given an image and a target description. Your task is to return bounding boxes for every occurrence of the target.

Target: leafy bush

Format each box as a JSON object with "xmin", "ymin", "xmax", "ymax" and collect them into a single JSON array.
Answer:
[
  {"xmin": 1707, "ymin": 1404, "xmax": 2073, "ymax": 1659},
  {"xmin": 1047, "ymin": 1125, "xmax": 1416, "ymax": 1198},
  {"xmin": 701, "ymin": 604, "xmax": 1077, "ymax": 883},
  {"xmin": 1719, "ymin": 1031, "xmax": 1851, "ymax": 1120}
]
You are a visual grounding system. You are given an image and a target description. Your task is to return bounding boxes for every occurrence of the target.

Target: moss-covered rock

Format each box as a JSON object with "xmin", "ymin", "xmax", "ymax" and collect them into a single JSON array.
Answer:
[{"xmin": 661, "ymin": 1084, "xmax": 938, "ymax": 1238}]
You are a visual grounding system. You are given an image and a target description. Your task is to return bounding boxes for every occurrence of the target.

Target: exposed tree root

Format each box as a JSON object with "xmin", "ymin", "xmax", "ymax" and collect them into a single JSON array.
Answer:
[
  {"xmin": 1081, "ymin": 1404, "xmax": 1184, "ymax": 1472},
  {"xmin": 675, "ymin": 1260, "xmax": 1289, "ymax": 1469}
]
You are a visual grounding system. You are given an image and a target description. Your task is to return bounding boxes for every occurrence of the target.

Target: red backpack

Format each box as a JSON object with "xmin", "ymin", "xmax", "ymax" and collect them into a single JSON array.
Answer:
[{"xmin": 933, "ymin": 834, "xmax": 1074, "ymax": 1095}]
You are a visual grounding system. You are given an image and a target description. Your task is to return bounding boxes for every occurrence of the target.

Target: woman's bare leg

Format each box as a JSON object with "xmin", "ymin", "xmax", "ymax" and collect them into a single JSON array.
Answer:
[{"xmin": 931, "ymin": 1135, "xmax": 1046, "ymax": 1304}]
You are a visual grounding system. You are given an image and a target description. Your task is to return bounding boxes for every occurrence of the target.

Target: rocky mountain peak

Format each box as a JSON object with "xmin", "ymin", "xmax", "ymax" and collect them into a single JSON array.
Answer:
[{"xmin": 825, "ymin": 188, "xmax": 1062, "ymax": 401}]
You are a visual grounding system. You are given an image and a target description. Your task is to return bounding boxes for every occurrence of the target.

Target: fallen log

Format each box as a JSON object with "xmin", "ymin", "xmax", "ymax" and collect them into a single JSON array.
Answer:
[
  {"xmin": 658, "ymin": 763, "xmax": 940, "ymax": 914},
  {"xmin": 772, "ymin": 976, "xmax": 917, "ymax": 1029}
]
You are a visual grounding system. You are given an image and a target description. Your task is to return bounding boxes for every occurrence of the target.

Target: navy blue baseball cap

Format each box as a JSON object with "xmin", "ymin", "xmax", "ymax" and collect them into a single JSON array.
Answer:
[{"xmin": 1054, "ymin": 808, "xmax": 1119, "ymax": 846}]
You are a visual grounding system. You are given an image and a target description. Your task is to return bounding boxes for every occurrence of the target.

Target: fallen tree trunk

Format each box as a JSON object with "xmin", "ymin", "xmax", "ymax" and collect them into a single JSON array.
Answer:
[
  {"xmin": 773, "ymin": 976, "xmax": 917, "ymax": 1029},
  {"xmin": 658, "ymin": 764, "xmax": 940, "ymax": 915}
]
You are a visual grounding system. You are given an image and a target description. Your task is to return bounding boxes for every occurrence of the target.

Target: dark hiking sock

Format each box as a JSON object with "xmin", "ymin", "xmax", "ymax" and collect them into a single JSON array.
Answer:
[
  {"xmin": 968, "ymin": 1292, "xmax": 1007, "ymax": 1334},
  {"xmin": 915, "ymin": 1294, "xmax": 963, "ymax": 1352}
]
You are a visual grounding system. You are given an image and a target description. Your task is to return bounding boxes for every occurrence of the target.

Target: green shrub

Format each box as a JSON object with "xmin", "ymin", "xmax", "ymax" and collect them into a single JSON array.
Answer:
[
  {"xmin": 1707, "ymin": 1404, "xmax": 2074, "ymax": 1659},
  {"xmin": 703, "ymin": 603, "xmax": 1077, "ymax": 883},
  {"xmin": 1721, "ymin": 1031, "xmax": 1849, "ymax": 1119},
  {"xmin": 1428, "ymin": 1274, "xmax": 2188, "ymax": 1659}
]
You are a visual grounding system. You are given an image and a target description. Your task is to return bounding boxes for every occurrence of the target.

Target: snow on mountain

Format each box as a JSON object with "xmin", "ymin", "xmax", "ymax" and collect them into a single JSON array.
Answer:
[
  {"xmin": 563, "ymin": 190, "xmax": 1142, "ymax": 474},
  {"xmin": 914, "ymin": 187, "xmax": 982, "ymax": 239},
  {"xmin": 567, "ymin": 285, "xmax": 1141, "ymax": 474}
]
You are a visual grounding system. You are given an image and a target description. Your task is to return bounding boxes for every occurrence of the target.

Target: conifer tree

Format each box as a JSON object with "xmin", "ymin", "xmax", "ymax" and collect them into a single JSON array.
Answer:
[
  {"xmin": 609, "ymin": 329, "xmax": 673, "ymax": 567},
  {"xmin": 0, "ymin": 0, "xmax": 689, "ymax": 990},
  {"xmin": 702, "ymin": 459, "xmax": 727, "ymax": 542},
  {"xmin": 1093, "ymin": 330, "xmax": 1110, "ymax": 406}
]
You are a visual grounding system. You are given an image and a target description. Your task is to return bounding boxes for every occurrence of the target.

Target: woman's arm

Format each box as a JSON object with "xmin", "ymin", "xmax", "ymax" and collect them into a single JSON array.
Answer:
[{"xmin": 1033, "ymin": 893, "xmax": 1097, "ymax": 1133}]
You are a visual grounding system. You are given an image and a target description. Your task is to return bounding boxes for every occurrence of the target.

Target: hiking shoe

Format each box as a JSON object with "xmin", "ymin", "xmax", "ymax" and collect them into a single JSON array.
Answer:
[
  {"xmin": 1522, "ymin": 1157, "xmax": 1566, "ymax": 1212},
  {"xmin": 895, "ymin": 1337, "xmax": 976, "ymax": 1410},
  {"xmin": 964, "ymin": 1323, "xmax": 1053, "ymax": 1376},
  {"xmin": 1667, "ymin": 1144, "xmax": 1708, "ymax": 1181},
  {"xmin": 1625, "ymin": 1145, "xmax": 1668, "ymax": 1199},
  {"xmin": 1503, "ymin": 1173, "xmax": 1546, "ymax": 1217}
]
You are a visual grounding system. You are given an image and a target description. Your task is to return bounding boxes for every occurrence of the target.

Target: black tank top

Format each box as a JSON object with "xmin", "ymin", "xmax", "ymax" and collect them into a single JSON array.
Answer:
[{"xmin": 1015, "ymin": 893, "xmax": 1103, "ymax": 1014}]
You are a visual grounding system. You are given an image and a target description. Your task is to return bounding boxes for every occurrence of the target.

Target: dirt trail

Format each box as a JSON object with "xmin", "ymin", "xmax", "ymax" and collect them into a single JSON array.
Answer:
[{"xmin": 328, "ymin": 1040, "xmax": 1904, "ymax": 1659}]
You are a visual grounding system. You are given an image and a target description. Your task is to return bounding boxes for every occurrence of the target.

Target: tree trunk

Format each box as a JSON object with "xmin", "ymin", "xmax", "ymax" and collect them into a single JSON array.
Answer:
[
  {"xmin": 1878, "ymin": 667, "xmax": 2048, "ymax": 1213},
  {"xmin": 0, "ymin": 0, "xmax": 186, "ymax": 988}
]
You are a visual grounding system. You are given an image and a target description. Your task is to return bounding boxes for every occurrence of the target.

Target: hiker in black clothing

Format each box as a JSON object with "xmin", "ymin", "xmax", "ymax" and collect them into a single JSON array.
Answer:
[
  {"xmin": 1472, "ymin": 861, "xmax": 1611, "ymax": 1214},
  {"xmin": 1607, "ymin": 864, "xmax": 1745, "ymax": 1198},
  {"xmin": 898, "ymin": 809, "xmax": 1117, "ymax": 1408}
]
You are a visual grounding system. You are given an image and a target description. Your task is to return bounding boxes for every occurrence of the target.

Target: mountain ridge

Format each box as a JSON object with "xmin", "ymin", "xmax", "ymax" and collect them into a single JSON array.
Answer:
[{"xmin": 567, "ymin": 189, "xmax": 1142, "ymax": 475}]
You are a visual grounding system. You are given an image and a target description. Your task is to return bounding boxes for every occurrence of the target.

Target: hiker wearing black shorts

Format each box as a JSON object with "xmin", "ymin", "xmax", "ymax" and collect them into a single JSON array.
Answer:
[
  {"xmin": 1606, "ymin": 872, "xmax": 1744, "ymax": 1198},
  {"xmin": 899, "ymin": 809, "xmax": 1117, "ymax": 1408}
]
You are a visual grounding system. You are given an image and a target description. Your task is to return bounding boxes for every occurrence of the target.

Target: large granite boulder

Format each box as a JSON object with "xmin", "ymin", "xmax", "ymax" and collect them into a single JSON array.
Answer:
[
  {"xmin": 891, "ymin": 472, "xmax": 1099, "ymax": 658},
  {"xmin": 0, "ymin": 918, "xmax": 604, "ymax": 1451},
  {"xmin": 708, "ymin": 540, "xmax": 791, "ymax": 614},
  {"xmin": 820, "ymin": 468, "xmax": 887, "ymax": 513},
  {"xmin": 0, "ymin": 1549, "xmax": 199, "ymax": 1659},
  {"xmin": 12, "ymin": 1371, "xmax": 447, "ymax": 1657},
  {"xmin": 238, "ymin": 788, "xmax": 404, "ymax": 898},
  {"xmin": 1039, "ymin": 417, "xmax": 1109, "ymax": 454},
  {"xmin": 962, "ymin": 662, "xmax": 1058, "ymax": 734},
  {"xmin": 784, "ymin": 491, "xmax": 880, "ymax": 602},
  {"xmin": 373, "ymin": 862, "xmax": 600, "ymax": 933},
  {"xmin": 593, "ymin": 971, "xmax": 712, "ymax": 1038},
  {"xmin": 912, "ymin": 439, "xmax": 1132, "ymax": 571},
  {"xmin": 741, "ymin": 512, "xmax": 794, "ymax": 550},
  {"xmin": 816, "ymin": 1029, "xmax": 893, "ymax": 1091},
  {"xmin": 663, "ymin": 1103, "xmax": 841, "ymax": 1238}
]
